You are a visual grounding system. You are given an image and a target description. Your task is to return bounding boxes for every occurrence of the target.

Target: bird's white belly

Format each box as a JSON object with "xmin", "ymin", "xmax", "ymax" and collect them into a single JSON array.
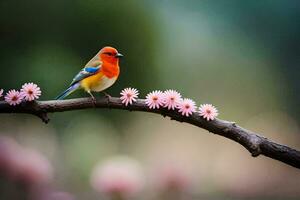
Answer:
[{"xmin": 91, "ymin": 76, "xmax": 117, "ymax": 92}]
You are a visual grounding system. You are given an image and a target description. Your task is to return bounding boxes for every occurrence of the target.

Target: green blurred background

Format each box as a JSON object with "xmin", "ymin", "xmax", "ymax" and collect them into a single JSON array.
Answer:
[{"xmin": 0, "ymin": 0, "xmax": 300, "ymax": 199}]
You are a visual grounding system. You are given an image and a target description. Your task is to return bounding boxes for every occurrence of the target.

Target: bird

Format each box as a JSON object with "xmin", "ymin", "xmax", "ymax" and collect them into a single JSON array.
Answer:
[{"xmin": 55, "ymin": 46, "xmax": 123, "ymax": 101}]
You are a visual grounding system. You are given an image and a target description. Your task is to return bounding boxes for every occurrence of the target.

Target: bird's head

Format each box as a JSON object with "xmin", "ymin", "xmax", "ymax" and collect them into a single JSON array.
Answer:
[{"xmin": 99, "ymin": 46, "xmax": 123, "ymax": 65}]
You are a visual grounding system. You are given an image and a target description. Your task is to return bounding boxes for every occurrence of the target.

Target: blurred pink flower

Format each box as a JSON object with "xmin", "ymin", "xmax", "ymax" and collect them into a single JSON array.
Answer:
[
  {"xmin": 91, "ymin": 156, "xmax": 144, "ymax": 199},
  {"xmin": 45, "ymin": 192, "xmax": 75, "ymax": 200},
  {"xmin": 199, "ymin": 104, "xmax": 218, "ymax": 121},
  {"xmin": 4, "ymin": 89, "xmax": 23, "ymax": 106},
  {"xmin": 21, "ymin": 82, "xmax": 41, "ymax": 101},
  {"xmin": 145, "ymin": 90, "xmax": 164, "ymax": 109},
  {"xmin": 120, "ymin": 88, "xmax": 139, "ymax": 106},
  {"xmin": 163, "ymin": 90, "xmax": 182, "ymax": 110},
  {"xmin": 0, "ymin": 137, "xmax": 22, "ymax": 177},
  {"xmin": 177, "ymin": 98, "xmax": 196, "ymax": 117},
  {"xmin": 0, "ymin": 137, "xmax": 53, "ymax": 186},
  {"xmin": 155, "ymin": 165, "xmax": 190, "ymax": 192},
  {"xmin": 30, "ymin": 189, "xmax": 75, "ymax": 200},
  {"xmin": 0, "ymin": 89, "xmax": 3, "ymax": 98},
  {"xmin": 10, "ymin": 148, "xmax": 53, "ymax": 185}
]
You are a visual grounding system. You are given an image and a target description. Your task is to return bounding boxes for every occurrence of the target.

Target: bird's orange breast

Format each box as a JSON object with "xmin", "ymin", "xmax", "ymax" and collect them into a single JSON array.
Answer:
[
  {"xmin": 101, "ymin": 63, "xmax": 120, "ymax": 78},
  {"xmin": 80, "ymin": 62, "xmax": 119, "ymax": 92}
]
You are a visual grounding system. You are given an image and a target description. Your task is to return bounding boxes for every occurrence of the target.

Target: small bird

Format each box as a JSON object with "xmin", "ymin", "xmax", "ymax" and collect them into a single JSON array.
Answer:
[{"xmin": 56, "ymin": 46, "xmax": 123, "ymax": 101}]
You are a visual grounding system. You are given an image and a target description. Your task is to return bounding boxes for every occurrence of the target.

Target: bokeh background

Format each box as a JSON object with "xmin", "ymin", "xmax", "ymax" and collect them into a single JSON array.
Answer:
[{"xmin": 0, "ymin": 0, "xmax": 300, "ymax": 199}]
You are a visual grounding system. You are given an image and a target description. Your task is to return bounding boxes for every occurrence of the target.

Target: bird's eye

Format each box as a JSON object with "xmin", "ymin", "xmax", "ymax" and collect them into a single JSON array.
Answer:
[{"xmin": 104, "ymin": 52, "xmax": 113, "ymax": 56}]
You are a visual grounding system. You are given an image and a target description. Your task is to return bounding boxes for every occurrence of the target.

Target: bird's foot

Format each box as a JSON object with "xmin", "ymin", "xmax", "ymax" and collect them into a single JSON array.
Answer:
[
  {"xmin": 103, "ymin": 92, "xmax": 111, "ymax": 98},
  {"xmin": 87, "ymin": 91, "xmax": 97, "ymax": 106},
  {"xmin": 103, "ymin": 92, "xmax": 112, "ymax": 106},
  {"xmin": 91, "ymin": 96, "xmax": 97, "ymax": 106}
]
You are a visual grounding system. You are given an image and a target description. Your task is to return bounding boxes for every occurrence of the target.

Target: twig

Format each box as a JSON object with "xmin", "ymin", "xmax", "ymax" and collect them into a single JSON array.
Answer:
[{"xmin": 0, "ymin": 97, "xmax": 299, "ymax": 169}]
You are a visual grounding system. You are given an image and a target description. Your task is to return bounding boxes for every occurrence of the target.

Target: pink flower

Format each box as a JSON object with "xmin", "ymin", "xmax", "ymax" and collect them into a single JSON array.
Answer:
[
  {"xmin": 177, "ymin": 98, "xmax": 196, "ymax": 117},
  {"xmin": 145, "ymin": 90, "xmax": 164, "ymax": 109},
  {"xmin": 0, "ymin": 89, "xmax": 3, "ymax": 98},
  {"xmin": 154, "ymin": 165, "xmax": 190, "ymax": 192},
  {"xmin": 91, "ymin": 156, "xmax": 144, "ymax": 198},
  {"xmin": 21, "ymin": 82, "xmax": 41, "ymax": 101},
  {"xmin": 0, "ymin": 137, "xmax": 23, "ymax": 177},
  {"xmin": 15, "ymin": 148, "xmax": 53, "ymax": 185},
  {"xmin": 32, "ymin": 191, "xmax": 75, "ymax": 200},
  {"xmin": 0, "ymin": 137, "xmax": 53, "ymax": 185},
  {"xmin": 163, "ymin": 90, "xmax": 182, "ymax": 110},
  {"xmin": 120, "ymin": 88, "xmax": 139, "ymax": 106},
  {"xmin": 199, "ymin": 104, "xmax": 218, "ymax": 121},
  {"xmin": 4, "ymin": 90, "xmax": 23, "ymax": 106}
]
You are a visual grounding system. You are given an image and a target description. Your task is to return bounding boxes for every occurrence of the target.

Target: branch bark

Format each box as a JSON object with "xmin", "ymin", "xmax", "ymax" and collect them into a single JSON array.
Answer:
[{"xmin": 0, "ymin": 97, "xmax": 300, "ymax": 169}]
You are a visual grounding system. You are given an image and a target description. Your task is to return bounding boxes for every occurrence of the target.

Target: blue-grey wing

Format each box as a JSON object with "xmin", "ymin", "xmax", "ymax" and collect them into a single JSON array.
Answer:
[{"xmin": 70, "ymin": 65, "xmax": 101, "ymax": 86}]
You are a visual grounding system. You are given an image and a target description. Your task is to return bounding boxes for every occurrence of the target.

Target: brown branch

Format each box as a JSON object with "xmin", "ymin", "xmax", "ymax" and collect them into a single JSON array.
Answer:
[{"xmin": 0, "ymin": 97, "xmax": 300, "ymax": 169}]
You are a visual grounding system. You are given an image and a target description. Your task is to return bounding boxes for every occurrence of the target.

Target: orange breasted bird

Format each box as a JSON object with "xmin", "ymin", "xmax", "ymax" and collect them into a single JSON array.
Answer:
[{"xmin": 56, "ymin": 46, "xmax": 123, "ymax": 100}]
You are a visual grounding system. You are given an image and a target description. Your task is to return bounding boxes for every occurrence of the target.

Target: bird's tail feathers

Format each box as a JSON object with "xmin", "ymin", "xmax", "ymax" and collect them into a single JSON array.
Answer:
[{"xmin": 55, "ymin": 83, "xmax": 80, "ymax": 100}]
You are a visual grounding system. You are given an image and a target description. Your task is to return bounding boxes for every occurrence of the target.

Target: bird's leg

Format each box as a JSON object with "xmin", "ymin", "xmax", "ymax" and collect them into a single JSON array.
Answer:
[
  {"xmin": 103, "ymin": 91, "xmax": 112, "ymax": 99},
  {"xmin": 87, "ymin": 91, "xmax": 96, "ymax": 106},
  {"xmin": 103, "ymin": 91, "xmax": 111, "ymax": 106}
]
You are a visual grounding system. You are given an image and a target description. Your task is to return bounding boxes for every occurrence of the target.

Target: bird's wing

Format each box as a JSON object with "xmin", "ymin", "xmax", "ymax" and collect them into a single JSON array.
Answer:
[
  {"xmin": 84, "ymin": 51, "xmax": 101, "ymax": 67},
  {"xmin": 70, "ymin": 60, "xmax": 102, "ymax": 85}
]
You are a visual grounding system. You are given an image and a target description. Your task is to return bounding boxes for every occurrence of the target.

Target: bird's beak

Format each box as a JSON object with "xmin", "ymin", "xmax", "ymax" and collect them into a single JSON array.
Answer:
[{"xmin": 115, "ymin": 53, "xmax": 123, "ymax": 58}]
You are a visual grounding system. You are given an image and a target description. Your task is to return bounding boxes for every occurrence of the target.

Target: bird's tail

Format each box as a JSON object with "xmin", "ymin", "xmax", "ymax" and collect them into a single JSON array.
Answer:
[{"xmin": 55, "ymin": 83, "xmax": 80, "ymax": 100}]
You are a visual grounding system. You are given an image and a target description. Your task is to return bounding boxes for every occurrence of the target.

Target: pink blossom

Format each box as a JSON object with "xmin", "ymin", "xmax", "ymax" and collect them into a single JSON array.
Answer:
[
  {"xmin": 0, "ymin": 89, "xmax": 3, "ymax": 98},
  {"xmin": 154, "ymin": 165, "xmax": 190, "ymax": 192},
  {"xmin": 0, "ymin": 137, "xmax": 53, "ymax": 185},
  {"xmin": 120, "ymin": 88, "xmax": 139, "ymax": 106},
  {"xmin": 31, "ymin": 190, "xmax": 75, "ymax": 200},
  {"xmin": 163, "ymin": 90, "xmax": 182, "ymax": 110},
  {"xmin": 199, "ymin": 104, "xmax": 218, "ymax": 121},
  {"xmin": 145, "ymin": 90, "xmax": 164, "ymax": 109},
  {"xmin": 4, "ymin": 90, "xmax": 23, "ymax": 106},
  {"xmin": 0, "ymin": 137, "xmax": 23, "ymax": 177},
  {"xmin": 177, "ymin": 98, "xmax": 196, "ymax": 117},
  {"xmin": 15, "ymin": 148, "xmax": 53, "ymax": 185},
  {"xmin": 91, "ymin": 156, "xmax": 144, "ymax": 198},
  {"xmin": 21, "ymin": 82, "xmax": 41, "ymax": 101},
  {"xmin": 29, "ymin": 189, "xmax": 75, "ymax": 200}
]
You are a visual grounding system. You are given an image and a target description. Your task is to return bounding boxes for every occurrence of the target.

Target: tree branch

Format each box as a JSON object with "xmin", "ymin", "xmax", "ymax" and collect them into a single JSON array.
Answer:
[{"xmin": 0, "ymin": 97, "xmax": 300, "ymax": 169}]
